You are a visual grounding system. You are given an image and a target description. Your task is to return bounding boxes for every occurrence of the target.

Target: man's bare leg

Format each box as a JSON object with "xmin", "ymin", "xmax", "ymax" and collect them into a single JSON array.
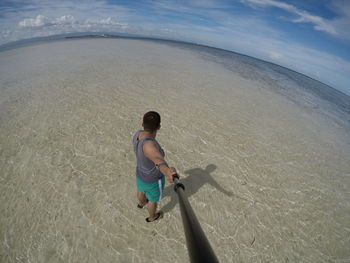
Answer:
[
  {"xmin": 147, "ymin": 202, "xmax": 158, "ymax": 220},
  {"xmin": 137, "ymin": 191, "xmax": 147, "ymax": 206}
]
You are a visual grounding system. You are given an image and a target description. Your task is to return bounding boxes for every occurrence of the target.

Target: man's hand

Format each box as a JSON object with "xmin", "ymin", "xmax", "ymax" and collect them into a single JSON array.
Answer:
[{"xmin": 165, "ymin": 167, "xmax": 178, "ymax": 183}]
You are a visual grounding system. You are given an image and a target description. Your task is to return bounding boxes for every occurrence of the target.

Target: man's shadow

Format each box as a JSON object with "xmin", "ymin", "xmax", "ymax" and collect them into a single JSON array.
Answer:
[{"xmin": 161, "ymin": 164, "xmax": 243, "ymax": 213}]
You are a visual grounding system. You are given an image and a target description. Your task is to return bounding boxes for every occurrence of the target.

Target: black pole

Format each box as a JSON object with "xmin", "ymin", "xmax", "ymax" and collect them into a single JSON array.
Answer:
[{"xmin": 173, "ymin": 175, "xmax": 219, "ymax": 263}]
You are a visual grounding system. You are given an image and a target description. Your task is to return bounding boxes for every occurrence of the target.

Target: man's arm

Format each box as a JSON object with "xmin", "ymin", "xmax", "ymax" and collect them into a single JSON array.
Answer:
[{"xmin": 143, "ymin": 140, "xmax": 177, "ymax": 183}]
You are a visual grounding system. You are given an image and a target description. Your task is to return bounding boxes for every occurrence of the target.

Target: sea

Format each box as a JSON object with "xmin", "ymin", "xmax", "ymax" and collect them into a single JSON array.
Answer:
[{"xmin": 0, "ymin": 35, "xmax": 349, "ymax": 262}]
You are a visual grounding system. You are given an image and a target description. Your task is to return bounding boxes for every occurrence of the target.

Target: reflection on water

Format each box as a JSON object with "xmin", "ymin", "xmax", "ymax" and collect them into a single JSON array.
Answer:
[{"xmin": 0, "ymin": 38, "xmax": 349, "ymax": 262}]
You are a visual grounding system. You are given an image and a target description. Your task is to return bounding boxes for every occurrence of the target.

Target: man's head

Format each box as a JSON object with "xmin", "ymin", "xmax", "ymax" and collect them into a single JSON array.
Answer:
[{"xmin": 142, "ymin": 111, "xmax": 161, "ymax": 133}]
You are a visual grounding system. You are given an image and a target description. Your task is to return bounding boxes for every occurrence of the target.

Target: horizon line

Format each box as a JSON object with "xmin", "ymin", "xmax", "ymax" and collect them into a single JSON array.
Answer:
[{"xmin": 1, "ymin": 31, "xmax": 349, "ymax": 99}]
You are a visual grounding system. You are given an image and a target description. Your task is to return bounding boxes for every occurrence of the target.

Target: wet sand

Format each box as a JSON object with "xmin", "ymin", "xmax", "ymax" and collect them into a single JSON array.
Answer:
[{"xmin": 0, "ymin": 38, "xmax": 350, "ymax": 262}]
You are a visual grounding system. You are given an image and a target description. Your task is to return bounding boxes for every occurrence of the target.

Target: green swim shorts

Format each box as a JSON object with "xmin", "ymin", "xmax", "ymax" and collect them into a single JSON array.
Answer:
[{"xmin": 136, "ymin": 176, "xmax": 165, "ymax": 202}]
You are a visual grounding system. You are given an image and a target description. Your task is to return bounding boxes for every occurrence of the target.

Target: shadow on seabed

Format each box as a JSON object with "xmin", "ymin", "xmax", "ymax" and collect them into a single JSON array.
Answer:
[{"xmin": 161, "ymin": 164, "xmax": 248, "ymax": 213}]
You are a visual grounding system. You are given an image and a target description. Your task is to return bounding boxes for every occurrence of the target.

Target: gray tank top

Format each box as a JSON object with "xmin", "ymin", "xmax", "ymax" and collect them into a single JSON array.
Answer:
[{"xmin": 132, "ymin": 130, "xmax": 165, "ymax": 183}]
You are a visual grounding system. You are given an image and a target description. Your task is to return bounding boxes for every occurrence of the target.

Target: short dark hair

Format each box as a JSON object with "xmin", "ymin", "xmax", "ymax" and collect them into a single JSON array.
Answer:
[{"xmin": 143, "ymin": 111, "xmax": 161, "ymax": 132}]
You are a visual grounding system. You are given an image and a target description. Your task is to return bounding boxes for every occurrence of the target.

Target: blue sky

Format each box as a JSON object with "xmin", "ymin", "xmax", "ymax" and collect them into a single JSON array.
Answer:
[{"xmin": 0, "ymin": 0, "xmax": 349, "ymax": 95}]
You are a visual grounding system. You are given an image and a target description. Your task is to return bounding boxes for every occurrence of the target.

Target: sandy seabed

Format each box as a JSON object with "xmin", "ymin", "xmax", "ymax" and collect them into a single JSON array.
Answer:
[{"xmin": 0, "ymin": 39, "xmax": 350, "ymax": 263}]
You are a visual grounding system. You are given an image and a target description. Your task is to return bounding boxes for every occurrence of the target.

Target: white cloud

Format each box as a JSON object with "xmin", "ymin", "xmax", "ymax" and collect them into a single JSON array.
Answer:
[
  {"xmin": 17, "ymin": 14, "xmax": 127, "ymax": 32},
  {"xmin": 327, "ymin": 0, "xmax": 350, "ymax": 40},
  {"xmin": 269, "ymin": 51, "xmax": 282, "ymax": 60},
  {"xmin": 85, "ymin": 17, "xmax": 126, "ymax": 27},
  {"xmin": 19, "ymin": 15, "xmax": 77, "ymax": 28},
  {"xmin": 242, "ymin": 0, "xmax": 338, "ymax": 36},
  {"xmin": 54, "ymin": 15, "xmax": 76, "ymax": 25},
  {"xmin": 19, "ymin": 15, "xmax": 51, "ymax": 28}
]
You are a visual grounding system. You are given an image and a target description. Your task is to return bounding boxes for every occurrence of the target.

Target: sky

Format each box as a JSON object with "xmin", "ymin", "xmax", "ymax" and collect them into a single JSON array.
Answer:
[{"xmin": 0, "ymin": 0, "xmax": 350, "ymax": 95}]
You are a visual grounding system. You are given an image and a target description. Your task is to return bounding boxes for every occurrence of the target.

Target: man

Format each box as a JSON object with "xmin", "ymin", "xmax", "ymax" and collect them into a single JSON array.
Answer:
[{"xmin": 132, "ymin": 111, "xmax": 178, "ymax": 222}]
